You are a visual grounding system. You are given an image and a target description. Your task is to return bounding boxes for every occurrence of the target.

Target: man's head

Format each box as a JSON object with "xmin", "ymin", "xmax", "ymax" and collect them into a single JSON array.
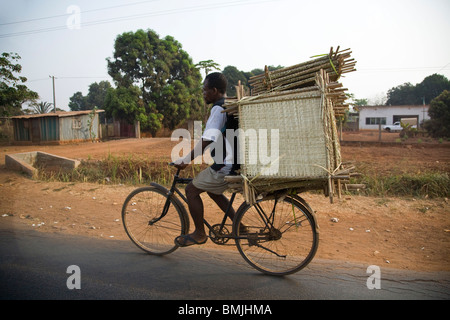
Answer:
[{"xmin": 203, "ymin": 72, "xmax": 227, "ymax": 104}]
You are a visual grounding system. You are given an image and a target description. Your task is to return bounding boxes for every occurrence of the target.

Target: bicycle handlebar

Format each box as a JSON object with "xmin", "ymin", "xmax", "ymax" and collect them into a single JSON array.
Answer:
[{"xmin": 168, "ymin": 162, "xmax": 181, "ymax": 176}]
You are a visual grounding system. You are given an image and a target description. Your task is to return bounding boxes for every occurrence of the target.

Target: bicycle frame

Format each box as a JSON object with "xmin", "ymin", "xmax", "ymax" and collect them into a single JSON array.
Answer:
[
  {"xmin": 156, "ymin": 165, "xmax": 281, "ymax": 243},
  {"xmin": 158, "ymin": 167, "xmax": 238, "ymax": 241},
  {"xmin": 123, "ymin": 164, "xmax": 319, "ymax": 275}
]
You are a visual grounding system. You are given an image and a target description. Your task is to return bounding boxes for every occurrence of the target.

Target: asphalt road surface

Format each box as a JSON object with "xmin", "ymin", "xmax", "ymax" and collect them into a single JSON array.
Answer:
[{"xmin": 1, "ymin": 219, "xmax": 449, "ymax": 301}]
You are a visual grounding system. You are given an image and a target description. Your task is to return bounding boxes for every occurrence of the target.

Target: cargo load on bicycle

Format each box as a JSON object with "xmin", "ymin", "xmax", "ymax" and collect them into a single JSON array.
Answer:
[{"xmin": 223, "ymin": 47, "xmax": 358, "ymax": 204}]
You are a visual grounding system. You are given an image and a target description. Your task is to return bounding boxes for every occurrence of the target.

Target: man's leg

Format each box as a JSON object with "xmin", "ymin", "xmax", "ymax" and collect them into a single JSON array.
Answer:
[
  {"xmin": 207, "ymin": 192, "xmax": 247, "ymax": 233},
  {"xmin": 207, "ymin": 192, "xmax": 236, "ymax": 221},
  {"xmin": 181, "ymin": 182, "xmax": 208, "ymax": 244}
]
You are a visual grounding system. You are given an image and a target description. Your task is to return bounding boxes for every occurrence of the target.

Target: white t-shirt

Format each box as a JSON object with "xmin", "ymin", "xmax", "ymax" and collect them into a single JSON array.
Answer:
[
  {"xmin": 202, "ymin": 105, "xmax": 226, "ymax": 142},
  {"xmin": 202, "ymin": 104, "xmax": 233, "ymax": 173}
]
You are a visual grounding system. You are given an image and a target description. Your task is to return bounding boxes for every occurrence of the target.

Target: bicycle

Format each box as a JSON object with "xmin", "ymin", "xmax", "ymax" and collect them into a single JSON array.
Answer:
[{"xmin": 122, "ymin": 163, "xmax": 319, "ymax": 276}]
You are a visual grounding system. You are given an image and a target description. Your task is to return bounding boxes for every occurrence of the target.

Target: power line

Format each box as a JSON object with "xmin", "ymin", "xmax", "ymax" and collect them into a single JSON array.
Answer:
[
  {"xmin": 437, "ymin": 62, "xmax": 450, "ymax": 73},
  {"xmin": 28, "ymin": 76, "xmax": 110, "ymax": 82},
  {"xmin": 0, "ymin": 0, "xmax": 280, "ymax": 38},
  {"xmin": 0, "ymin": 0, "xmax": 161, "ymax": 26},
  {"xmin": 27, "ymin": 77, "xmax": 52, "ymax": 83},
  {"xmin": 58, "ymin": 76, "xmax": 110, "ymax": 80},
  {"xmin": 27, "ymin": 66, "xmax": 449, "ymax": 84},
  {"xmin": 358, "ymin": 66, "xmax": 450, "ymax": 73}
]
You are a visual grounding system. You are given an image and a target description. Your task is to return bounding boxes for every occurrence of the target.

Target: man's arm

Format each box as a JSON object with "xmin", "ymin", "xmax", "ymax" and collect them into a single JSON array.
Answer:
[{"xmin": 174, "ymin": 139, "xmax": 212, "ymax": 170}]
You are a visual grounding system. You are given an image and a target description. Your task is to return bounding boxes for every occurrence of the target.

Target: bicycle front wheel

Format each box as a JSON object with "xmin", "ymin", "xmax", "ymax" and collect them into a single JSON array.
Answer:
[
  {"xmin": 234, "ymin": 196, "xmax": 319, "ymax": 276},
  {"xmin": 122, "ymin": 186, "xmax": 189, "ymax": 255}
]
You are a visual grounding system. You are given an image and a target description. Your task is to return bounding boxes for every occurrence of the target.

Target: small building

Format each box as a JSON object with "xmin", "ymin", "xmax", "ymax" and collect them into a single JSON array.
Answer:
[
  {"xmin": 11, "ymin": 110, "xmax": 104, "ymax": 144},
  {"xmin": 102, "ymin": 118, "xmax": 141, "ymax": 139},
  {"xmin": 358, "ymin": 105, "xmax": 430, "ymax": 130}
]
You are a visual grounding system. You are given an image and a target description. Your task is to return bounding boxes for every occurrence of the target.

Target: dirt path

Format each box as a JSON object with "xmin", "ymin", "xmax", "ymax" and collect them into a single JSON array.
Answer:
[{"xmin": 1, "ymin": 137, "xmax": 449, "ymax": 272}]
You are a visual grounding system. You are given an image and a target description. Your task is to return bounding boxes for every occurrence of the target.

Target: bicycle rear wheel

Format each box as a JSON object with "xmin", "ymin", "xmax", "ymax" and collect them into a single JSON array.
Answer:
[
  {"xmin": 122, "ymin": 186, "xmax": 189, "ymax": 255},
  {"xmin": 233, "ymin": 196, "xmax": 319, "ymax": 276}
]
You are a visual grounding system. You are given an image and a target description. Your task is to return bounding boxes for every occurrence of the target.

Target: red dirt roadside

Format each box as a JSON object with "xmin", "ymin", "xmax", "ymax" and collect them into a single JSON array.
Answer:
[{"xmin": 0, "ymin": 137, "xmax": 449, "ymax": 272}]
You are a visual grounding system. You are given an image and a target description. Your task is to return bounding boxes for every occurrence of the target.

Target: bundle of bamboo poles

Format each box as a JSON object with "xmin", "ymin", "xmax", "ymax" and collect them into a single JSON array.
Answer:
[
  {"xmin": 248, "ymin": 46, "xmax": 356, "ymax": 95},
  {"xmin": 225, "ymin": 47, "xmax": 355, "ymax": 119},
  {"xmin": 221, "ymin": 47, "xmax": 359, "ymax": 204}
]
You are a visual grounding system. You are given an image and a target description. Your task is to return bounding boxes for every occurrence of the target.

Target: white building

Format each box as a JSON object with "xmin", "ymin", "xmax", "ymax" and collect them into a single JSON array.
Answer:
[{"xmin": 358, "ymin": 105, "xmax": 430, "ymax": 130}]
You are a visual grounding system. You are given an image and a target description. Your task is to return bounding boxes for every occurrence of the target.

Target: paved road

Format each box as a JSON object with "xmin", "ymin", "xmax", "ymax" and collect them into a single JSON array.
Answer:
[{"xmin": 1, "ymin": 220, "xmax": 449, "ymax": 301}]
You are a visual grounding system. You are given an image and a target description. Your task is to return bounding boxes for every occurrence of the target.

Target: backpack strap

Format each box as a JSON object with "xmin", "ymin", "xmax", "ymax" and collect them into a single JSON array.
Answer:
[{"xmin": 209, "ymin": 98, "xmax": 241, "ymax": 174}]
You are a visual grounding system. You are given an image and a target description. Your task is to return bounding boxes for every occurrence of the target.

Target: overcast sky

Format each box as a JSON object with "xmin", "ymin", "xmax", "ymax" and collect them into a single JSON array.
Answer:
[{"xmin": 1, "ymin": 0, "xmax": 449, "ymax": 110}]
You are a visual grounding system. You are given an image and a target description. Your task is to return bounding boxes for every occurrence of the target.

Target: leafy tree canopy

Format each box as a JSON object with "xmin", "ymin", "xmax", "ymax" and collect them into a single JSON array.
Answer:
[
  {"xmin": 104, "ymin": 85, "xmax": 152, "ymax": 128},
  {"xmin": 221, "ymin": 65, "xmax": 284, "ymax": 97},
  {"xmin": 106, "ymin": 29, "xmax": 203, "ymax": 135},
  {"xmin": 195, "ymin": 60, "xmax": 220, "ymax": 77},
  {"xmin": 423, "ymin": 90, "xmax": 450, "ymax": 138},
  {"xmin": 386, "ymin": 74, "xmax": 450, "ymax": 106},
  {"xmin": 69, "ymin": 80, "xmax": 111, "ymax": 111},
  {"xmin": 222, "ymin": 65, "xmax": 248, "ymax": 97},
  {"xmin": 32, "ymin": 101, "xmax": 53, "ymax": 114},
  {"xmin": 0, "ymin": 52, "xmax": 38, "ymax": 116}
]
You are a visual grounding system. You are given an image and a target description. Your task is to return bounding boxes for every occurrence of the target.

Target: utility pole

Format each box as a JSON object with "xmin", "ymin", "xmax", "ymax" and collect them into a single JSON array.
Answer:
[
  {"xmin": 49, "ymin": 75, "xmax": 56, "ymax": 113},
  {"xmin": 422, "ymin": 96, "xmax": 426, "ymax": 126}
]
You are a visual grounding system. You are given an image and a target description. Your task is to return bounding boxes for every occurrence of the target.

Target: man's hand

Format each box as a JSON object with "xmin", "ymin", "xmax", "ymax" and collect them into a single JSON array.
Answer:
[
  {"xmin": 171, "ymin": 139, "xmax": 210, "ymax": 171},
  {"xmin": 172, "ymin": 158, "xmax": 190, "ymax": 170},
  {"xmin": 174, "ymin": 162, "xmax": 188, "ymax": 170}
]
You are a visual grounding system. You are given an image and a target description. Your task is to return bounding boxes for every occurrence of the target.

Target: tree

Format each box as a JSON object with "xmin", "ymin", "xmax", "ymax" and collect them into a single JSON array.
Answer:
[
  {"xmin": 345, "ymin": 93, "xmax": 368, "ymax": 107},
  {"xmin": 195, "ymin": 59, "xmax": 220, "ymax": 124},
  {"xmin": 416, "ymin": 74, "xmax": 450, "ymax": 105},
  {"xmin": 86, "ymin": 81, "xmax": 111, "ymax": 109},
  {"xmin": 423, "ymin": 90, "xmax": 450, "ymax": 138},
  {"xmin": 354, "ymin": 98, "xmax": 368, "ymax": 106},
  {"xmin": 104, "ymin": 85, "xmax": 156, "ymax": 131},
  {"xmin": 106, "ymin": 29, "xmax": 203, "ymax": 135},
  {"xmin": 68, "ymin": 91, "xmax": 88, "ymax": 111},
  {"xmin": 68, "ymin": 81, "xmax": 111, "ymax": 111},
  {"xmin": 222, "ymin": 65, "xmax": 248, "ymax": 97},
  {"xmin": 195, "ymin": 60, "xmax": 220, "ymax": 77},
  {"xmin": 32, "ymin": 101, "xmax": 53, "ymax": 114},
  {"xmin": 386, "ymin": 74, "xmax": 450, "ymax": 106},
  {"xmin": 386, "ymin": 82, "xmax": 418, "ymax": 105},
  {"xmin": 0, "ymin": 52, "xmax": 38, "ymax": 116},
  {"xmin": 243, "ymin": 65, "xmax": 284, "ymax": 95}
]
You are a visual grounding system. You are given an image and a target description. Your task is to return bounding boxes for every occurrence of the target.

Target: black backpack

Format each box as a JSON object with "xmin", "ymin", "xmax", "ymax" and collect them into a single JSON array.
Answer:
[{"xmin": 210, "ymin": 98, "xmax": 240, "ymax": 175}]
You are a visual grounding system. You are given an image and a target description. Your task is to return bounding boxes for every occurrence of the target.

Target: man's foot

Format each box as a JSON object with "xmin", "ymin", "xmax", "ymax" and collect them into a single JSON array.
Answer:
[{"xmin": 174, "ymin": 234, "xmax": 208, "ymax": 247}]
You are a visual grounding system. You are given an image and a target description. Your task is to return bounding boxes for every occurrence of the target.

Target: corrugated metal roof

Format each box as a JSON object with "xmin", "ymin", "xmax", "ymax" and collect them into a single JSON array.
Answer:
[{"xmin": 11, "ymin": 110, "xmax": 105, "ymax": 119}]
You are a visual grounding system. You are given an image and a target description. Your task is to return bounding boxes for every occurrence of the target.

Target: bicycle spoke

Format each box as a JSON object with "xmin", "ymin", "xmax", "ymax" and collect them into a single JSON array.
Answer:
[
  {"xmin": 234, "ymin": 196, "xmax": 318, "ymax": 276},
  {"xmin": 122, "ymin": 187, "xmax": 187, "ymax": 255},
  {"xmin": 252, "ymin": 242, "xmax": 287, "ymax": 258}
]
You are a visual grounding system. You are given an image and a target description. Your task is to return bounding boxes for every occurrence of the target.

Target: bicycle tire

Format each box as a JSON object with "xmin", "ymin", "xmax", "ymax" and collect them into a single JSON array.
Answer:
[
  {"xmin": 233, "ymin": 196, "xmax": 319, "ymax": 276},
  {"xmin": 122, "ymin": 186, "xmax": 189, "ymax": 255}
]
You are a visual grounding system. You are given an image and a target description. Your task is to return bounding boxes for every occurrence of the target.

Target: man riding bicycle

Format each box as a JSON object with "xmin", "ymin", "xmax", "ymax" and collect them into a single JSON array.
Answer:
[{"xmin": 173, "ymin": 72, "xmax": 239, "ymax": 247}]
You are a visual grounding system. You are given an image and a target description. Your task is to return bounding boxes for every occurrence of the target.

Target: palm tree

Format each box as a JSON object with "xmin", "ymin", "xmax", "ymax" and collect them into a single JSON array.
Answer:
[
  {"xmin": 195, "ymin": 60, "xmax": 221, "ymax": 123},
  {"xmin": 32, "ymin": 101, "xmax": 54, "ymax": 114},
  {"xmin": 195, "ymin": 60, "xmax": 221, "ymax": 78}
]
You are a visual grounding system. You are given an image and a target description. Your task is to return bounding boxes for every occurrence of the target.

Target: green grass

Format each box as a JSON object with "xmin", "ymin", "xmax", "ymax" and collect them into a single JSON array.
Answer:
[
  {"xmin": 35, "ymin": 154, "xmax": 449, "ymax": 199},
  {"xmin": 36, "ymin": 153, "xmax": 206, "ymax": 187},
  {"xmin": 355, "ymin": 172, "xmax": 449, "ymax": 198}
]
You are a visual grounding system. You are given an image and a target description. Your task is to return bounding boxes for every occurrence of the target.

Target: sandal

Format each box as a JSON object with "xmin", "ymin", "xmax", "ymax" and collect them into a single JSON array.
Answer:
[{"xmin": 175, "ymin": 234, "xmax": 208, "ymax": 247}]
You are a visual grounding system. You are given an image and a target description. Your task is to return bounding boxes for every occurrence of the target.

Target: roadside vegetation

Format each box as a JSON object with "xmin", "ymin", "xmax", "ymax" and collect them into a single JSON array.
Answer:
[
  {"xmin": 355, "ymin": 171, "xmax": 449, "ymax": 198},
  {"xmin": 36, "ymin": 153, "xmax": 206, "ymax": 187},
  {"xmin": 35, "ymin": 153, "xmax": 449, "ymax": 199}
]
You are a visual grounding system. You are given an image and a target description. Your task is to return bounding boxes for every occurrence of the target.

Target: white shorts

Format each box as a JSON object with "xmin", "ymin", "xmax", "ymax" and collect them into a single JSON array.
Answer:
[{"xmin": 192, "ymin": 166, "xmax": 230, "ymax": 195}]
